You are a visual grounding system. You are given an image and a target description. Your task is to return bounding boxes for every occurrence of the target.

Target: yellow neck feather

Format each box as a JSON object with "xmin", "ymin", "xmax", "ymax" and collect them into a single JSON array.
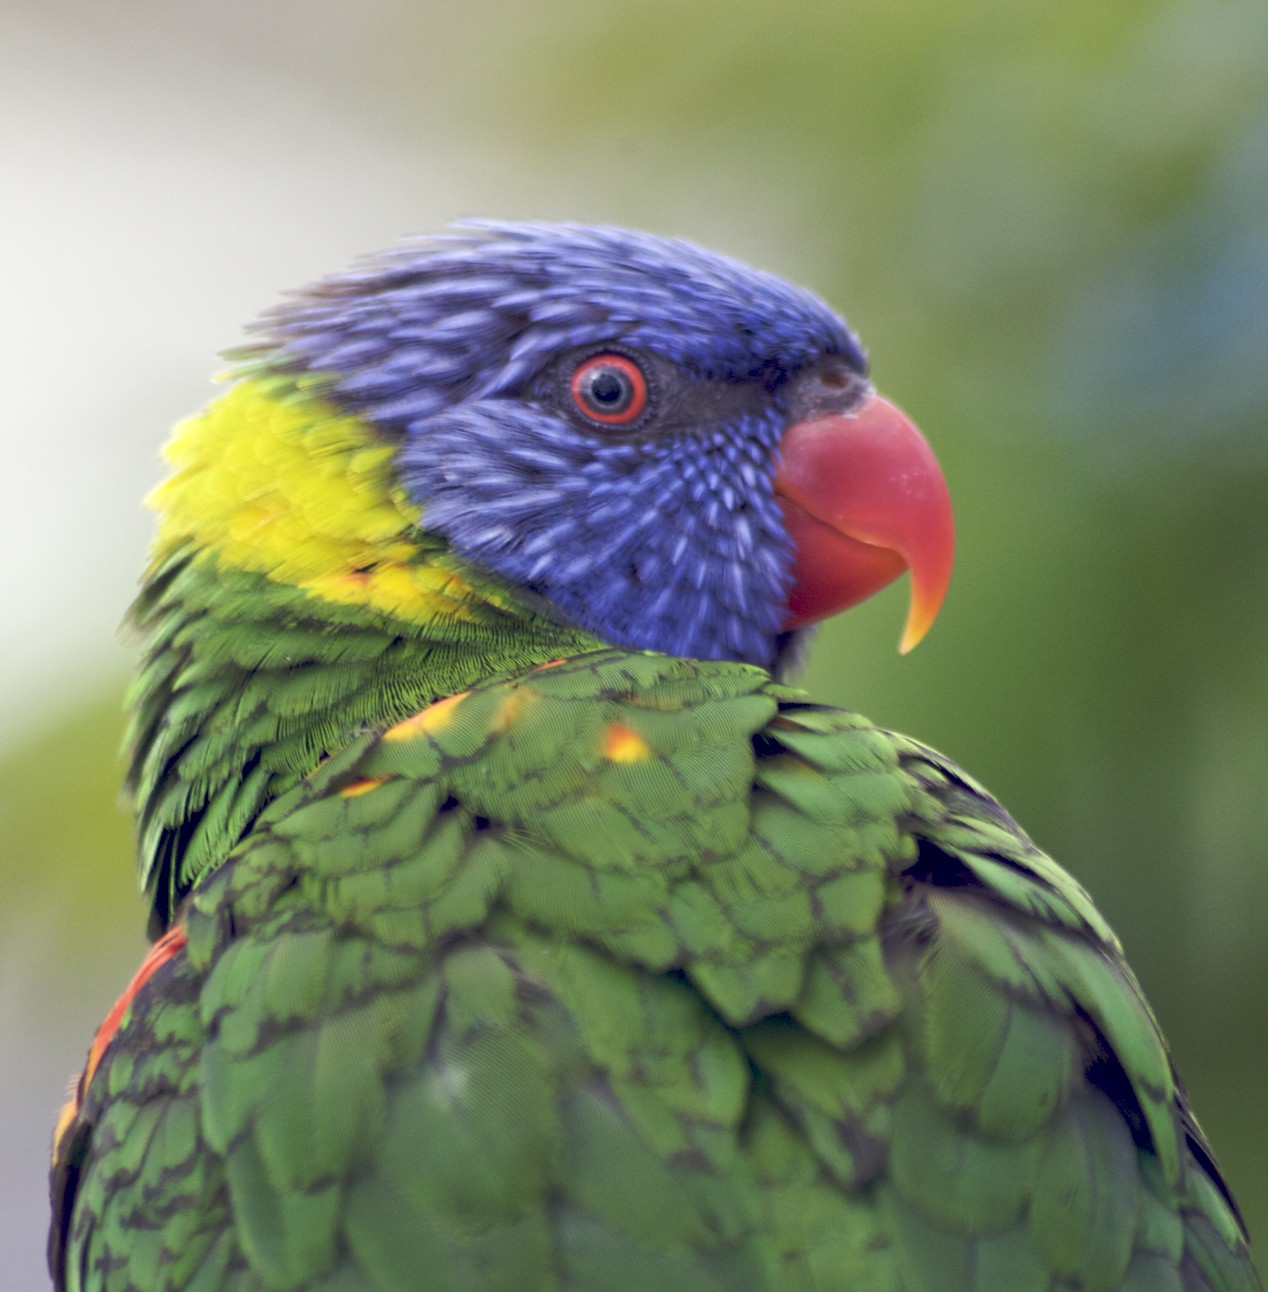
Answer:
[{"xmin": 149, "ymin": 377, "xmax": 497, "ymax": 627}]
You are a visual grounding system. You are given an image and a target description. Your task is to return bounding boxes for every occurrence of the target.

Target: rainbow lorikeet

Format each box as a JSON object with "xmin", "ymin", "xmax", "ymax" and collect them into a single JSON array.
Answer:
[{"xmin": 50, "ymin": 223, "xmax": 1258, "ymax": 1291}]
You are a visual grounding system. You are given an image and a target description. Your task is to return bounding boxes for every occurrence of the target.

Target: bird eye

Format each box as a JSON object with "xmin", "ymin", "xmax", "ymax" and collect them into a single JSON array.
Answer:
[{"xmin": 569, "ymin": 353, "xmax": 649, "ymax": 427}]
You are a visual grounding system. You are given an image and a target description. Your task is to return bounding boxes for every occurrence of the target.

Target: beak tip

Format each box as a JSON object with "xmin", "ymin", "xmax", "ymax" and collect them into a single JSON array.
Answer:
[
  {"xmin": 897, "ymin": 616, "xmax": 925, "ymax": 657},
  {"xmin": 897, "ymin": 551, "xmax": 955, "ymax": 656}
]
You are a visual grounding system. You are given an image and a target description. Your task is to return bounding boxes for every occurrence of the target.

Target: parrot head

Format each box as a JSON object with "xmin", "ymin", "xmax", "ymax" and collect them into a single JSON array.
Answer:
[
  {"xmin": 241, "ymin": 221, "xmax": 955, "ymax": 671},
  {"xmin": 136, "ymin": 222, "xmax": 958, "ymax": 928}
]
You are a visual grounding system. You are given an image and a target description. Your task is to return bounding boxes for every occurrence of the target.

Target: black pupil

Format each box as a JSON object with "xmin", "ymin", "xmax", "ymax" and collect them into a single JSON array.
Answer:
[{"xmin": 585, "ymin": 367, "xmax": 630, "ymax": 411}]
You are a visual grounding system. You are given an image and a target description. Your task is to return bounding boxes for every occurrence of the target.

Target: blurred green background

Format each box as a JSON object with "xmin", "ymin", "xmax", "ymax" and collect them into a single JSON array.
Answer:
[{"xmin": 2, "ymin": 0, "xmax": 1265, "ymax": 1286}]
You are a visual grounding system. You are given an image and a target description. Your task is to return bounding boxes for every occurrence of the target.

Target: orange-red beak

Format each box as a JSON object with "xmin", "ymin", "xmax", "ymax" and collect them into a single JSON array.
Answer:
[{"xmin": 775, "ymin": 394, "xmax": 955, "ymax": 653}]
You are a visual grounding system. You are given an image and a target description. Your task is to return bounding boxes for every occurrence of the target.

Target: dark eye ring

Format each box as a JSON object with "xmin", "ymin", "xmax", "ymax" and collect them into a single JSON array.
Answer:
[{"xmin": 569, "ymin": 352, "xmax": 650, "ymax": 427}]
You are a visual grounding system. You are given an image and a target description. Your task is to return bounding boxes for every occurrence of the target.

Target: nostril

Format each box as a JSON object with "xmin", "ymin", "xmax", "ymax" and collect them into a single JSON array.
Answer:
[{"xmin": 819, "ymin": 365, "xmax": 852, "ymax": 391}]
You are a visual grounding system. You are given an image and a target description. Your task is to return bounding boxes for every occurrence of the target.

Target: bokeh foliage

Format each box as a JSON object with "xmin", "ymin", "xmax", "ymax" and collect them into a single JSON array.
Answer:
[{"xmin": 4, "ymin": 0, "xmax": 1265, "ymax": 1284}]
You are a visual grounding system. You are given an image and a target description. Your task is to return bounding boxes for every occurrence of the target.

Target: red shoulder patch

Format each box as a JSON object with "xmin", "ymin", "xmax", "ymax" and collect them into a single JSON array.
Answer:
[
  {"xmin": 53, "ymin": 924, "xmax": 188, "ymax": 1166},
  {"xmin": 84, "ymin": 924, "xmax": 189, "ymax": 1089}
]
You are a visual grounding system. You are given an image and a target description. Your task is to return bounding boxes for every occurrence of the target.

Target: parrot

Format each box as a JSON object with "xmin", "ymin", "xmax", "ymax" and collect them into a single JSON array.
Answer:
[{"xmin": 49, "ymin": 221, "xmax": 1259, "ymax": 1292}]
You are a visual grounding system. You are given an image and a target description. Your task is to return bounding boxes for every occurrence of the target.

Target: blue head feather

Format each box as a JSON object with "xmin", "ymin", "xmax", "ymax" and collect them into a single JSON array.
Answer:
[{"xmin": 256, "ymin": 222, "xmax": 867, "ymax": 669}]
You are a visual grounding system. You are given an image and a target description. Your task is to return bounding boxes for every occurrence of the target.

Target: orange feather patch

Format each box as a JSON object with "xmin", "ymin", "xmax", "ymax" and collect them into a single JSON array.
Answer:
[
  {"xmin": 601, "ymin": 722, "xmax": 652, "ymax": 764},
  {"xmin": 383, "ymin": 690, "xmax": 470, "ymax": 741},
  {"xmin": 53, "ymin": 924, "xmax": 188, "ymax": 1165},
  {"xmin": 339, "ymin": 775, "xmax": 391, "ymax": 798}
]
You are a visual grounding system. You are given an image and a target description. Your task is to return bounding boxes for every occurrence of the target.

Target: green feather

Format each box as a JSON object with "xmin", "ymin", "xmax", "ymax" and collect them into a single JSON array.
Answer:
[{"xmin": 55, "ymin": 646, "xmax": 1260, "ymax": 1288}]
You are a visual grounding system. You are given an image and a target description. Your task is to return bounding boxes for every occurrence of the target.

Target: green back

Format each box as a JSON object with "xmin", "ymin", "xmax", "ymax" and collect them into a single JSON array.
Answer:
[{"xmin": 52, "ymin": 649, "xmax": 1258, "ymax": 1291}]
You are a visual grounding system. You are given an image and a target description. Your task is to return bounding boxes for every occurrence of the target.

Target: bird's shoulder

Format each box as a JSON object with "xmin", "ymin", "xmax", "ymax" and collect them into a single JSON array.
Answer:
[{"xmin": 53, "ymin": 651, "xmax": 1259, "ymax": 1291}]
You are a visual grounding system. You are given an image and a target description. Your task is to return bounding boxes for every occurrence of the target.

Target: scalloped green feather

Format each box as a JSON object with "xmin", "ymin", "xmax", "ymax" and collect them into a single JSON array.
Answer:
[{"xmin": 55, "ymin": 650, "xmax": 1260, "ymax": 1290}]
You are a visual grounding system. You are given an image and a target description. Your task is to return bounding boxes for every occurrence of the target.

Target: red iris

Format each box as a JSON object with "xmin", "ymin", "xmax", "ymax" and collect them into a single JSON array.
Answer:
[{"xmin": 569, "ymin": 353, "xmax": 649, "ymax": 426}]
